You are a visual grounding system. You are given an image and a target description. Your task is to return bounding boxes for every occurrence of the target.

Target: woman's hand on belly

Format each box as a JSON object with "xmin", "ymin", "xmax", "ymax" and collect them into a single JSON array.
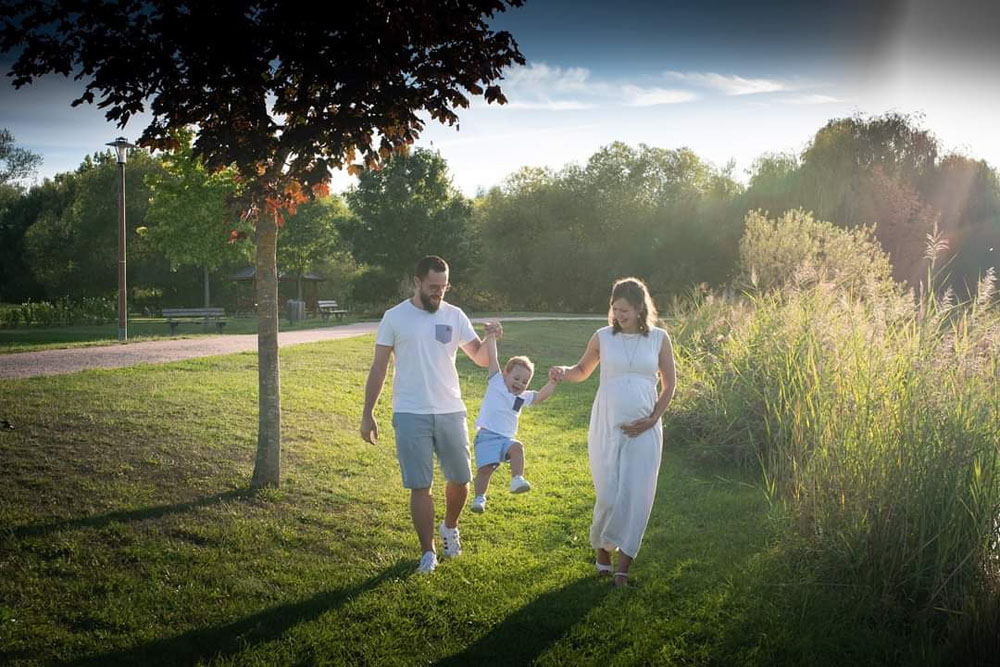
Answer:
[{"xmin": 621, "ymin": 415, "xmax": 658, "ymax": 437}]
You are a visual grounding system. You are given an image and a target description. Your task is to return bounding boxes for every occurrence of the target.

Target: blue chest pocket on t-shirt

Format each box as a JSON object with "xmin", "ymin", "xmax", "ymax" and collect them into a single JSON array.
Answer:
[
  {"xmin": 435, "ymin": 324, "xmax": 453, "ymax": 344},
  {"xmin": 512, "ymin": 397, "xmax": 524, "ymax": 412}
]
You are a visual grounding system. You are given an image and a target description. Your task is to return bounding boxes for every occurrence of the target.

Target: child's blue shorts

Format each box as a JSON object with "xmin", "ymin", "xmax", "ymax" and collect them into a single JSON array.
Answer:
[{"xmin": 473, "ymin": 428, "xmax": 516, "ymax": 469}]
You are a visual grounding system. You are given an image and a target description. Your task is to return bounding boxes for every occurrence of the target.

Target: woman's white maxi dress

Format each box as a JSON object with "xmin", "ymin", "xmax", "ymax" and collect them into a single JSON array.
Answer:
[{"xmin": 588, "ymin": 325, "xmax": 665, "ymax": 558}]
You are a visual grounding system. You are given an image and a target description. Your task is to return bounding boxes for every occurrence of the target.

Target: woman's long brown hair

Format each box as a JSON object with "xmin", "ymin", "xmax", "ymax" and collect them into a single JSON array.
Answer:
[{"xmin": 608, "ymin": 277, "xmax": 659, "ymax": 335}]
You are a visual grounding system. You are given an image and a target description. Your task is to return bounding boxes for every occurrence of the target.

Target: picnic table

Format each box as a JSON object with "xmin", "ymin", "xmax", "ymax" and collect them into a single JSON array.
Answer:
[{"xmin": 316, "ymin": 300, "xmax": 348, "ymax": 322}]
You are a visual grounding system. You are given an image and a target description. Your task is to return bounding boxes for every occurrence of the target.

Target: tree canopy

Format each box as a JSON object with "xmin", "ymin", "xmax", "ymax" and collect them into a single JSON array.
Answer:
[
  {"xmin": 1, "ymin": 0, "xmax": 525, "ymax": 199},
  {"xmin": 0, "ymin": 128, "xmax": 41, "ymax": 186},
  {"xmin": 277, "ymin": 195, "xmax": 349, "ymax": 300},
  {"xmin": 144, "ymin": 131, "xmax": 252, "ymax": 305},
  {"xmin": 340, "ymin": 147, "xmax": 475, "ymax": 304},
  {"xmin": 24, "ymin": 151, "xmax": 165, "ymax": 299},
  {"xmin": 478, "ymin": 142, "xmax": 743, "ymax": 310},
  {"xmin": 1, "ymin": 0, "xmax": 526, "ymax": 488}
]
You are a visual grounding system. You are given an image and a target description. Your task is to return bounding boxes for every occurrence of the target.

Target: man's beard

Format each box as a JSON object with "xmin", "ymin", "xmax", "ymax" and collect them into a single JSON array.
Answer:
[{"xmin": 420, "ymin": 291, "xmax": 441, "ymax": 312}]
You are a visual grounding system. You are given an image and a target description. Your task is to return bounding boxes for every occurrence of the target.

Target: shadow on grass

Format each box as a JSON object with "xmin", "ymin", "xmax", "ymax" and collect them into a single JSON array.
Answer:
[
  {"xmin": 434, "ymin": 576, "xmax": 612, "ymax": 667},
  {"xmin": 711, "ymin": 553, "xmax": 938, "ymax": 666},
  {"xmin": 64, "ymin": 560, "xmax": 412, "ymax": 667},
  {"xmin": 12, "ymin": 489, "xmax": 253, "ymax": 539}
]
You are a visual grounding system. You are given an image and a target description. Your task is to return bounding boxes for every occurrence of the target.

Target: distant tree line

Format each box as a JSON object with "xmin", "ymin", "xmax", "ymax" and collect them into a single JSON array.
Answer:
[{"xmin": 2, "ymin": 112, "xmax": 998, "ymax": 314}]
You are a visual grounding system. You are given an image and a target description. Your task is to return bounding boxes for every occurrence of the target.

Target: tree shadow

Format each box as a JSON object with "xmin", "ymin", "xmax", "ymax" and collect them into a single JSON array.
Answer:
[
  {"xmin": 63, "ymin": 560, "xmax": 412, "ymax": 667},
  {"xmin": 11, "ymin": 489, "xmax": 253, "ymax": 539},
  {"xmin": 434, "ymin": 576, "xmax": 612, "ymax": 667}
]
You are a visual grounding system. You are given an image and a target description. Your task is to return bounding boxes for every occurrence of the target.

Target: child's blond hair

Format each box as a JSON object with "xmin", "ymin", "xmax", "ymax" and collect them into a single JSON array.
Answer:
[{"xmin": 504, "ymin": 356, "xmax": 534, "ymax": 374}]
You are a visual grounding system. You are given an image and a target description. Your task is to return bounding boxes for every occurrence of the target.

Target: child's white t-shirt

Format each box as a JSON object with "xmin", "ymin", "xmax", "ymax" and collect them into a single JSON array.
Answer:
[
  {"xmin": 475, "ymin": 372, "xmax": 537, "ymax": 437},
  {"xmin": 375, "ymin": 299, "xmax": 477, "ymax": 414}
]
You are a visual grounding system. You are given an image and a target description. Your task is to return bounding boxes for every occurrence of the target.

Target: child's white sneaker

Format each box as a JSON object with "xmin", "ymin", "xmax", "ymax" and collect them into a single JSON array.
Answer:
[
  {"xmin": 471, "ymin": 495, "xmax": 487, "ymax": 513},
  {"xmin": 510, "ymin": 475, "xmax": 532, "ymax": 494},
  {"xmin": 416, "ymin": 550, "xmax": 437, "ymax": 574},
  {"xmin": 439, "ymin": 521, "xmax": 462, "ymax": 557}
]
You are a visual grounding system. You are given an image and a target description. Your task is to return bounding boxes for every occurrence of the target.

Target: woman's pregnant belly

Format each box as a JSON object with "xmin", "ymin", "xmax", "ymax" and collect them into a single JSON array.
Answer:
[{"xmin": 600, "ymin": 375, "xmax": 657, "ymax": 427}]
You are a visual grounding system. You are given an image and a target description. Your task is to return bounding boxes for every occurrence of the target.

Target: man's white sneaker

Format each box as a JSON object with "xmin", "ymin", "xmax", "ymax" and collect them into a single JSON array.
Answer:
[
  {"xmin": 439, "ymin": 521, "xmax": 462, "ymax": 557},
  {"xmin": 416, "ymin": 551, "xmax": 437, "ymax": 574},
  {"xmin": 510, "ymin": 475, "xmax": 532, "ymax": 494},
  {"xmin": 471, "ymin": 495, "xmax": 487, "ymax": 513}
]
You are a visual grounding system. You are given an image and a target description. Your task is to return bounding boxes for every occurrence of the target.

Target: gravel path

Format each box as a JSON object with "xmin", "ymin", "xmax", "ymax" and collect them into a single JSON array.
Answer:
[{"xmin": 0, "ymin": 317, "xmax": 604, "ymax": 380}]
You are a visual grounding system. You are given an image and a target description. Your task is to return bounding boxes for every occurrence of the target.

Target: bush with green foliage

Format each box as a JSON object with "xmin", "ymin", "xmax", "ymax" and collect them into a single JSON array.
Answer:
[
  {"xmin": 737, "ymin": 208, "xmax": 895, "ymax": 294},
  {"xmin": 349, "ymin": 267, "xmax": 407, "ymax": 313},
  {"xmin": 0, "ymin": 296, "xmax": 117, "ymax": 328}
]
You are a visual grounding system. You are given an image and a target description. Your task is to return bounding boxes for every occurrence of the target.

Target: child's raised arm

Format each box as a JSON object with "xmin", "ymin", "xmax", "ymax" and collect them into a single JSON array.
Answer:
[
  {"xmin": 485, "ymin": 331, "xmax": 501, "ymax": 377},
  {"xmin": 531, "ymin": 378, "xmax": 559, "ymax": 405}
]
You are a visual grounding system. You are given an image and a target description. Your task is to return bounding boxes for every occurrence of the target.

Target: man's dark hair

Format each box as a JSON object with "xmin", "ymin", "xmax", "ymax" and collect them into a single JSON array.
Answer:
[{"xmin": 415, "ymin": 255, "xmax": 449, "ymax": 278}]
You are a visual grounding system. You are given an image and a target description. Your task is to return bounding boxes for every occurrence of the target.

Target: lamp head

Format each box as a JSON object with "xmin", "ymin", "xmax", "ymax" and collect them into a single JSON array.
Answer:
[{"xmin": 105, "ymin": 136, "xmax": 136, "ymax": 164}]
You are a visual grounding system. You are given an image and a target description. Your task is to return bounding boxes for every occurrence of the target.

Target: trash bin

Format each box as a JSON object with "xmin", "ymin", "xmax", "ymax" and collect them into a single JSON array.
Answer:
[{"xmin": 286, "ymin": 299, "xmax": 305, "ymax": 323}]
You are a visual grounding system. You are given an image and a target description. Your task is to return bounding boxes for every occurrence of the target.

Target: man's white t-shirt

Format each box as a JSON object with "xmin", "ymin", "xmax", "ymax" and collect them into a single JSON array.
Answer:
[
  {"xmin": 375, "ymin": 299, "xmax": 478, "ymax": 414},
  {"xmin": 475, "ymin": 372, "xmax": 537, "ymax": 438}
]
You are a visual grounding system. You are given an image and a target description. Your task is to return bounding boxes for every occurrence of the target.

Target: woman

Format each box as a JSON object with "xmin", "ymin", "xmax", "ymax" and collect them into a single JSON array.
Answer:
[{"xmin": 550, "ymin": 277, "xmax": 676, "ymax": 587}]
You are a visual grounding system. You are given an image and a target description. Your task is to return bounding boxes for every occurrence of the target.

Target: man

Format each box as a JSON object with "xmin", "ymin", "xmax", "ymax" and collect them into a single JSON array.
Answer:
[{"xmin": 361, "ymin": 255, "xmax": 500, "ymax": 574}]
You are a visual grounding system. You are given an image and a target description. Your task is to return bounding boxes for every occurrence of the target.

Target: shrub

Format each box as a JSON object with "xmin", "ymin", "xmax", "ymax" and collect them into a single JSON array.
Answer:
[
  {"xmin": 18, "ymin": 300, "xmax": 37, "ymax": 327},
  {"xmin": 32, "ymin": 300, "xmax": 58, "ymax": 326},
  {"xmin": 447, "ymin": 286, "xmax": 508, "ymax": 313},
  {"xmin": 132, "ymin": 288, "xmax": 163, "ymax": 315},
  {"xmin": 0, "ymin": 297, "xmax": 117, "ymax": 328},
  {"xmin": 0, "ymin": 305, "xmax": 20, "ymax": 328},
  {"xmin": 350, "ymin": 268, "xmax": 405, "ymax": 312},
  {"xmin": 78, "ymin": 296, "xmax": 116, "ymax": 324},
  {"xmin": 738, "ymin": 208, "xmax": 895, "ymax": 294}
]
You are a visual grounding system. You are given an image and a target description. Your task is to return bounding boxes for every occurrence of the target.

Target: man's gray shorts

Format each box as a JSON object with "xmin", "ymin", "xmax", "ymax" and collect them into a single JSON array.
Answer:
[{"xmin": 392, "ymin": 412, "xmax": 471, "ymax": 489}]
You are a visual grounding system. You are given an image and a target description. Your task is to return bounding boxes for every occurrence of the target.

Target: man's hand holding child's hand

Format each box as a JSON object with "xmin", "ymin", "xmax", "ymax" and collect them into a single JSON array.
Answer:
[{"xmin": 483, "ymin": 321, "xmax": 503, "ymax": 339}]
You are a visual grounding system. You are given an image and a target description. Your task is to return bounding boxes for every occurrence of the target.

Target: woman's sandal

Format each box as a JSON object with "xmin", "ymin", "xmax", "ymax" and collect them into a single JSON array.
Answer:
[
  {"xmin": 612, "ymin": 572, "xmax": 629, "ymax": 587},
  {"xmin": 595, "ymin": 560, "xmax": 613, "ymax": 576}
]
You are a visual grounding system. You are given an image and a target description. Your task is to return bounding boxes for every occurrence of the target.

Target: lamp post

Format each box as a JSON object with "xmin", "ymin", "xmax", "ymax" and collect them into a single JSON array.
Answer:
[{"xmin": 106, "ymin": 137, "xmax": 136, "ymax": 342}]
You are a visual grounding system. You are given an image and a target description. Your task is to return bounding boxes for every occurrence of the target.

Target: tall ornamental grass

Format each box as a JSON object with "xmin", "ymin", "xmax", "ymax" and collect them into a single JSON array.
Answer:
[{"xmin": 680, "ymin": 210, "xmax": 999, "ymax": 634}]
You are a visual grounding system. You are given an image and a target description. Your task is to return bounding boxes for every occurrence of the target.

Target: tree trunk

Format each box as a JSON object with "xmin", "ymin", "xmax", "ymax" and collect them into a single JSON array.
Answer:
[
  {"xmin": 251, "ymin": 211, "xmax": 281, "ymax": 489},
  {"xmin": 296, "ymin": 272, "xmax": 303, "ymax": 301},
  {"xmin": 203, "ymin": 265, "xmax": 211, "ymax": 308}
]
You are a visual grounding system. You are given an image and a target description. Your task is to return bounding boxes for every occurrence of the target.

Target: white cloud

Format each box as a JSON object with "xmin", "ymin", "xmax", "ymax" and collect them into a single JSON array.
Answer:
[
  {"xmin": 781, "ymin": 94, "xmax": 842, "ymax": 105},
  {"xmin": 665, "ymin": 71, "xmax": 793, "ymax": 96},
  {"xmin": 486, "ymin": 63, "xmax": 697, "ymax": 110},
  {"xmin": 503, "ymin": 63, "xmax": 593, "ymax": 95},
  {"xmin": 621, "ymin": 85, "xmax": 698, "ymax": 107},
  {"xmin": 505, "ymin": 100, "xmax": 597, "ymax": 111}
]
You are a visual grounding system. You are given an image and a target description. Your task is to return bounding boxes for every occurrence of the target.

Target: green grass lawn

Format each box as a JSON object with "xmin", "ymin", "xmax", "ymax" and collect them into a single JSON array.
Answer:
[{"xmin": 0, "ymin": 322, "xmax": 933, "ymax": 665}]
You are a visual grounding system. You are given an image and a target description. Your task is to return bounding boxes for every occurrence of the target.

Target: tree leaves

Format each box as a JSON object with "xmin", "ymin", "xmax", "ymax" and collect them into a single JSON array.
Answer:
[
  {"xmin": 144, "ymin": 129, "xmax": 250, "ymax": 272},
  {"xmin": 340, "ymin": 148, "xmax": 474, "ymax": 303},
  {"xmin": 1, "ymin": 0, "xmax": 526, "ymax": 202},
  {"xmin": 0, "ymin": 129, "xmax": 42, "ymax": 186}
]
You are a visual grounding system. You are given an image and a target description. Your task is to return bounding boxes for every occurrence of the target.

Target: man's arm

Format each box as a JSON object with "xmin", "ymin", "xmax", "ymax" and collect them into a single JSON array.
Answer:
[
  {"xmin": 360, "ymin": 344, "xmax": 393, "ymax": 444},
  {"xmin": 460, "ymin": 321, "xmax": 502, "ymax": 368}
]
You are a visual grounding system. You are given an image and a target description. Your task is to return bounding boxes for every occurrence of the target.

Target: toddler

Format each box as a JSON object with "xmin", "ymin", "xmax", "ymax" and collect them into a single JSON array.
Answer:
[{"xmin": 470, "ymin": 331, "xmax": 558, "ymax": 513}]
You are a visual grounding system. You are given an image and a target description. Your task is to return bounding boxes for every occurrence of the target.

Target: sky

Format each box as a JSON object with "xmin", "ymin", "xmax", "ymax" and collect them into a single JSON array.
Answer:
[{"xmin": 2, "ymin": 0, "xmax": 1000, "ymax": 196}]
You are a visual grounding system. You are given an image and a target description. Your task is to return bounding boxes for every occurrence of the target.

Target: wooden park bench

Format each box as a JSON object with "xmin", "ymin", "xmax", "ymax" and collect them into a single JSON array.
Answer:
[
  {"xmin": 316, "ymin": 300, "xmax": 348, "ymax": 322},
  {"xmin": 162, "ymin": 307, "xmax": 227, "ymax": 335}
]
